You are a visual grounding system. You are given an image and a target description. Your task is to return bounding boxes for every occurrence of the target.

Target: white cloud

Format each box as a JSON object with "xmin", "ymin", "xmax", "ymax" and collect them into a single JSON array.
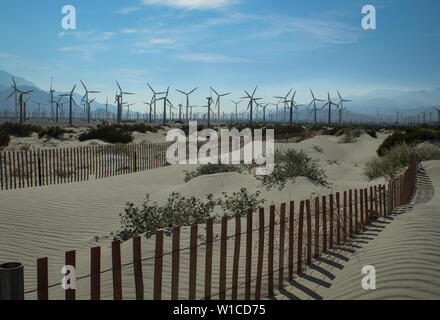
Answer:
[
  {"xmin": 121, "ymin": 28, "xmax": 138, "ymax": 34},
  {"xmin": 141, "ymin": 0, "xmax": 235, "ymax": 10},
  {"xmin": 116, "ymin": 6, "xmax": 140, "ymax": 14},
  {"xmin": 149, "ymin": 38, "xmax": 174, "ymax": 44},
  {"xmin": 176, "ymin": 53, "xmax": 251, "ymax": 63}
]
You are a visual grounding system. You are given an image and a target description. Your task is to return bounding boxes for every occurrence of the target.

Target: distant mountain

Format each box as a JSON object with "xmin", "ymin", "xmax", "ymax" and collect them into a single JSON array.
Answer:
[
  {"xmin": 0, "ymin": 68, "xmax": 439, "ymax": 120},
  {"xmin": 0, "ymin": 69, "xmax": 118, "ymax": 118},
  {"xmin": 0, "ymin": 70, "xmax": 37, "ymax": 91}
]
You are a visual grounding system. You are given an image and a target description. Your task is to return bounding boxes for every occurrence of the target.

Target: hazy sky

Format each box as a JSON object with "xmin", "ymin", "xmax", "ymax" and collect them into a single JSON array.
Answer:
[{"xmin": 0, "ymin": 0, "xmax": 439, "ymax": 112}]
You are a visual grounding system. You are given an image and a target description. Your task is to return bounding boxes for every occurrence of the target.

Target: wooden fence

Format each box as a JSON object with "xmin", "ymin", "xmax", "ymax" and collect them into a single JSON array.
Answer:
[
  {"xmin": 20, "ymin": 159, "xmax": 418, "ymax": 300},
  {"xmin": 0, "ymin": 142, "xmax": 172, "ymax": 191}
]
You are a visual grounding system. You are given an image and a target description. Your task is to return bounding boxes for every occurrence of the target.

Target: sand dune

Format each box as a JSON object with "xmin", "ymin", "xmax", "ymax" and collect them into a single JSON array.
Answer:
[
  {"xmin": 275, "ymin": 160, "xmax": 440, "ymax": 300},
  {"xmin": 0, "ymin": 132, "xmax": 389, "ymax": 299}
]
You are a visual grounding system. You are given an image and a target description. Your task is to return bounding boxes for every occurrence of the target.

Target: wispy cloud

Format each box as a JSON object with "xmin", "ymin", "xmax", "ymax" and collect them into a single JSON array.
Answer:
[
  {"xmin": 176, "ymin": 53, "xmax": 251, "ymax": 63},
  {"xmin": 58, "ymin": 44, "xmax": 106, "ymax": 62},
  {"xmin": 116, "ymin": 6, "xmax": 140, "ymax": 14},
  {"xmin": 141, "ymin": 0, "xmax": 236, "ymax": 10}
]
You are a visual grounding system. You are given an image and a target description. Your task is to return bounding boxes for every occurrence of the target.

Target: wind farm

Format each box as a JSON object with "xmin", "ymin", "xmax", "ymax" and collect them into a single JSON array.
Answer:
[{"xmin": 1, "ymin": 0, "xmax": 440, "ymax": 304}]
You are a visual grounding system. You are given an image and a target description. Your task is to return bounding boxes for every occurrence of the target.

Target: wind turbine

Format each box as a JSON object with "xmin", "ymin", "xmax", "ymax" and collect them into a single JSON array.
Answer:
[
  {"xmin": 155, "ymin": 87, "xmax": 172, "ymax": 126},
  {"xmin": 49, "ymin": 77, "xmax": 55, "ymax": 121},
  {"xmin": 125, "ymin": 102, "xmax": 135, "ymax": 121},
  {"xmin": 274, "ymin": 89, "xmax": 292, "ymax": 124},
  {"xmin": 320, "ymin": 93, "xmax": 337, "ymax": 126},
  {"xmin": 55, "ymin": 96, "xmax": 64, "ymax": 122},
  {"xmin": 147, "ymin": 82, "xmax": 166, "ymax": 123},
  {"xmin": 34, "ymin": 101, "xmax": 47, "ymax": 119},
  {"xmin": 336, "ymin": 90, "xmax": 351, "ymax": 126},
  {"xmin": 258, "ymin": 102, "xmax": 270, "ymax": 124},
  {"xmin": 116, "ymin": 81, "xmax": 135, "ymax": 124},
  {"xmin": 7, "ymin": 76, "xmax": 33, "ymax": 124},
  {"xmin": 80, "ymin": 80, "xmax": 101, "ymax": 124},
  {"xmin": 23, "ymin": 96, "xmax": 31, "ymax": 122},
  {"xmin": 231, "ymin": 100, "xmax": 243, "ymax": 122},
  {"xmin": 59, "ymin": 84, "xmax": 77, "ymax": 126},
  {"xmin": 176, "ymin": 87, "xmax": 198, "ymax": 122},
  {"xmin": 143, "ymin": 101, "xmax": 153, "ymax": 123},
  {"xmin": 199, "ymin": 95, "xmax": 215, "ymax": 127},
  {"xmin": 210, "ymin": 87, "xmax": 231, "ymax": 122},
  {"xmin": 307, "ymin": 89, "xmax": 324, "ymax": 126},
  {"xmin": 433, "ymin": 106, "xmax": 440, "ymax": 128},
  {"xmin": 241, "ymin": 86, "xmax": 262, "ymax": 124}
]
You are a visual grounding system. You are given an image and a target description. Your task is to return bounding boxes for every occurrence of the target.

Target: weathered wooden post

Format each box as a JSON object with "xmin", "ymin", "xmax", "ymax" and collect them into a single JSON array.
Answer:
[{"xmin": 0, "ymin": 262, "xmax": 24, "ymax": 300}]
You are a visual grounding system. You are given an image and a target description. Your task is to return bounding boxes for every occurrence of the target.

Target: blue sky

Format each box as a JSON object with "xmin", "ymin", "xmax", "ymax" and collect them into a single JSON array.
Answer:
[{"xmin": 0, "ymin": 0, "xmax": 439, "ymax": 112}]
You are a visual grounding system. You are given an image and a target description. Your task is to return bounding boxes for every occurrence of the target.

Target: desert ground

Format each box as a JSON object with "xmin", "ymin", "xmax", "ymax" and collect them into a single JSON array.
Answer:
[{"xmin": 1, "ymin": 127, "xmax": 438, "ymax": 300}]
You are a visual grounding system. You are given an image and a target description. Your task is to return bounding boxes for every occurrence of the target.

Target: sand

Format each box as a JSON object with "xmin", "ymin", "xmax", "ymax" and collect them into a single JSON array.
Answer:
[
  {"xmin": 0, "ymin": 131, "xmax": 397, "ymax": 300},
  {"xmin": 275, "ymin": 160, "xmax": 440, "ymax": 300}
]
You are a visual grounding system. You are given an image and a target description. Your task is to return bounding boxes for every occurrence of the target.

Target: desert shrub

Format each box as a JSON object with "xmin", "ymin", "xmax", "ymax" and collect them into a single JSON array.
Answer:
[
  {"xmin": 366, "ymin": 130, "xmax": 377, "ymax": 139},
  {"xmin": 377, "ymin": 128, "xmax": 440, "ymax": 156},
  {"xmin": 115, "ymin": 189, "xmax": 264, "ymax": 240},
  {"xmin": 338, "ymin": 131, "xmax": 356, "ymax": 143},
  {"xmin": 257, "ymin": 149, "xmax": 327, "ymax": 190},
  {"xmin": 0, "ymin": 131, "xmax": 11, "ymax": 148},
  {"xmin": 218, "ymin": 188, "xmax": 265, "ymax": 216},
  {"xmin": 364, "ymin": 142, "xmax": 440, "ymax": 180},
  {"xmin": 184, "ymin": 163, "xmax": 243, "ymax": 182},
  {"xmin": 120, "ymin": 123, "xmax": 159, "ymax": 134},
  {"xmin": 0, "ymin": 122, "xmax": 42, "ymax": 137},
  {"xmin": 38, "ymin": 126, "xmax": 66, "ymax": 139},
  {"xmin": 79, "ymin": 124, "xmax": 133, "ymax": 144}
]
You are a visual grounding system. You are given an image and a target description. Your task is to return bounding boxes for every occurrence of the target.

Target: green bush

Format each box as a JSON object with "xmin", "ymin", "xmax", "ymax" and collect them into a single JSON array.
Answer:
[
  {"xmin": 0, "ymin": 130, "xmax": 11, "ymax": 148},
  {"xmin": 38, "ymin": 126, "xmax": 66, "ymax": 139},
  {"xmin": 364, "ymin": 142, "xmax": 440, "ymax": 180},
  {"xmin": 79, "ymin": 124, "xmax": 133, "ymax": 144},
  {"xmin": 115, "ymin": 189, "xmax": 264, "ymax": 240},
  {"xmin": 377, "ymin": 128, "xmax": 440, "ymax": 156},
  {"xmin": 184, "ymin": 163, "xmax": 243, "ymax": 182},
  {"xmin": 0, "ymin": 122, "xmax": 42, "ymax": 137},
  {"xmin": 257, "ymin": 149, "xmax": 328, "ymax": 190}
]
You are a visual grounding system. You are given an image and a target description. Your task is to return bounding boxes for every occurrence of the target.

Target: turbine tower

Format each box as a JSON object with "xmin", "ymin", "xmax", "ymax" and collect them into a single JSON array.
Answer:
[
  {"xmin": 274, "ymin": 89, "xmax": 292, "ymax": 124},
  {"xmin": 307, "ymin": 89, "xmax": 324, "ymax": 126},
  {"xmin": 116, "ymin": 81, "xmax": 135, "ymax": 124},
  {"xmin": 59, "ymin": 84, "xmax": 77, "ymax": 126},
  {"xmin": 320, "ymin": 93, "xmax": 337, "ymax": 126},
  {"xmin": 81, "ymin": 80, "xmax": 101, "ymax": 124},
  {"xmin": 176, "ymin": 87, "xmax": 198, "ymax": 122},
  {"xmin": 7, "ymin": 76, "xmax": 33, "ymax": 124},
  {"xmin": 210, "ymin": 87, "xmax": 231, "ymax": 122},
  {"xmin": 241, "ymin": 86, "xmax": 262, "ymax": 124},
  {"xmin": 336, "ymin": 90, "xmax": 351, "ymax": 126}
]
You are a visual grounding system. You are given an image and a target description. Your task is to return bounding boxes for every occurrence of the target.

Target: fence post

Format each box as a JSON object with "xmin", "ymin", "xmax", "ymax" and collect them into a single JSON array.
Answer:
[
  {"xmin": 245, "ymin": 210, "xmax": 252, "ymax": 299},
  {"xmin": 172, "ymin": 226, "xmax": 181, "ymax": 300},
  {"xmin": 0, "ymin": 262, "xmax": 24, "ymax": 300},
  {"xmin": 37, "ymin": 257, "xmax": 48, "ymax": 300},
  {"xmin": 219, "ymin": 217, "xmax": 227, "ymax": 300},
  {"xmin": 268, "ymin": 205, "xmax": 275, "ymax": 297},
  {"xmin": 154, "ymin": 230, "xmax": 164, "ymax": 300},
  {"xmin": 65, "ymin": 250, "xmax": 76, "ymax": 300},
  {"xmin": 91, "ymin": 246, "xmax": 101, "ymax": 300},
  {"xmin": 279, "ymin": 203, "xmax": 286, "ymax": 291},
  {"xmin": 232, "ymin": 213, "xmax": 241, "ymax": 300},
  {"xmin": 297, "ymin": 201, "xmax": 305, "ymax": 274},
  {"xmin": 133, "ymin": 237, "xmax": 144, "ymax": 300},
  {"xmin": 255, "ymin": 208, "xmax": 264, "ymax": 300},
  {"xmin": 322, "ymin": 196, "xmax": 327, "ymax": 253},
  {"xmin": 111, "ymin": 241, "xmax": 122, "ymax": 300},
  {"xmin": 288, "ymin": 201, "xmax": 295, "ymax": 282}
]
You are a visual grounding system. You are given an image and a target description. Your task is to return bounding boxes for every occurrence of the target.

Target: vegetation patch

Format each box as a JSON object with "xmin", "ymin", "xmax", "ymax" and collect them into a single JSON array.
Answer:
[
  {"xmin": 364, "ymin": 142, "xmax": 440, "ymax": 180},
  {"xmin": 115, "ymin": 189, "xmax": 265, "ymax": 240},
  {"xmin": 377, "ymin": 128, "xmax": 440, "ymax": 156},
  {"xmin": 257, "ymin": 149, "xmax": 328, "ymax": 190},
  {"xmin": 0, "ymin": 131, "xmax": 11, "ymax": 149},
  {"xmin": 79, "ymin": 124, "xmax": 134, "ymax": 144}
]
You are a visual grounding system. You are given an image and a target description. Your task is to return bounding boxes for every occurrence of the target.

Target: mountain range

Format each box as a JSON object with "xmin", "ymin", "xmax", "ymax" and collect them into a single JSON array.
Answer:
[{"xmin": 0, "ymin": 69, "xmax": 439, "ymax": 122}]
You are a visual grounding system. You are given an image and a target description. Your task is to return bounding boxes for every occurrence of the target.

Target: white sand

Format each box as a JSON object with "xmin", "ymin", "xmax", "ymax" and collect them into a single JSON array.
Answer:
[
  {"xmin": 0, "ymin": 131, "xmax": 392, "ymax": 299},
  {"xmin": 276, "ymin": 160, "xmax": 440, "ymax": 300}
]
